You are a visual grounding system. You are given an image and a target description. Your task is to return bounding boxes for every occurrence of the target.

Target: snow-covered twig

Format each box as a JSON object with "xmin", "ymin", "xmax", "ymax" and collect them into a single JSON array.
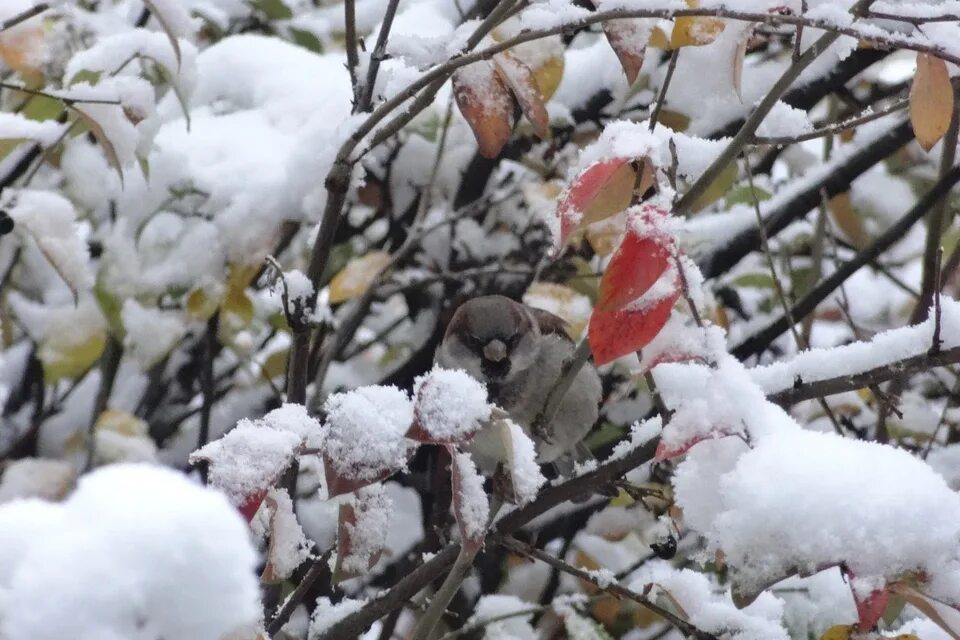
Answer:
[
  {"xmin": 496, "ymin": 535, "xmax": 718, "ymax": 640},
  {"xmin": 0, "ymin": 3, "xmax": 49, "ymax": 32}
]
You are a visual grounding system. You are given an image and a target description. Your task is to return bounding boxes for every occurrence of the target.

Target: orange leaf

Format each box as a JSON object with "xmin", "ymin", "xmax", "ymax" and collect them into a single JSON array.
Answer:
[
  {"xmin": 598, "ymin": 229, "xmax": 673, "ymax": 311},
  {"xmin": 493, "ymin": 51, "xmax": 550, "ymax": 139},
  {"xmin": 602, "ymin": 20, "xmax": 647, "ymax": 85},
  {"xmin": 453, "ymin": 61, "xmax": 515, "ymax": 158},
  {"xmin": 557, "ymin": 158, "xmax": 636, "ymax": 246},
  {"xmin": 588, "ymin": 290, "xmax": 678, "ymax": 365},
  {"xmin": 910, "ymin": 53, "xmax": 955, "ymax": 152}
]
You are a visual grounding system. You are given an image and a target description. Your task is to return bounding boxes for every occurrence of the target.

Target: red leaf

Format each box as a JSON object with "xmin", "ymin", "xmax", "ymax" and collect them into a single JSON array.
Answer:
[
  {"xmin": 654, "ymin": 427, "xmax": 737, "ymax": 461},
  {"xmin": 239, "ymin": 489, "xmax": 267, "ymax": 522},
  {"xmin": 598, "ymin": 230, "xmax": 673, "ymax": 311},
  {"xmin": 843, "ymin": 567, "xmax": 890, "ymax": 632},
  {"xmin": 556, "ymin": 158, "xmax": 636, "ymax": 247},
  {"xmin": 323, "ymin": 452, "xmax": 402, "ymax": 498},
  {"xmin": 588, "ymin": 289, "xmax": 678, "ymax": 365},
  {"xmin": 602, "ymin": 21, "xmax": 647, "ymax": 85},
  {"xmin": 493, "ymin": 51, "xmax": 550, "ymax": 139}
]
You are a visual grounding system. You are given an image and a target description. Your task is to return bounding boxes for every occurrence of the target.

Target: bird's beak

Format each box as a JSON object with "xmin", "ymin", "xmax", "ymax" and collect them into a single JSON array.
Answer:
[{"xmin": 483, "ymin": 339, "xmax": 508, "ymax": 362}]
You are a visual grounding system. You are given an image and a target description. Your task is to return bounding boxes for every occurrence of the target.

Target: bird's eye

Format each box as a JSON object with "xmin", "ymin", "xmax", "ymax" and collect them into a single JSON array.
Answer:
[{"xmin": 464, "ymin": 334, "xmax": 484, "ymax": 350}]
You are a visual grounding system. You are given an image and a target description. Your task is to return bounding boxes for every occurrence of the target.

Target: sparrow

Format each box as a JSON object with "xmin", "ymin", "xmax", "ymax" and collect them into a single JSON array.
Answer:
[{"xmin": 435, "ymin": 295, "xmax": 602, "ymax": 471}]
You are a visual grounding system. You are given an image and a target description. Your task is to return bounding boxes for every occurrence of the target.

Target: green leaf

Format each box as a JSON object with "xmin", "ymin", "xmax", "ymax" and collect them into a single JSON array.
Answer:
[
  {"xmin": 250, "ymin": 0, "xmax": 293, "ymax": 20},
  {"xmin": 68, "ymin": 69, "xmax": 103, "ymax": 88},
  {"xmin": 733, "ymin": 273, "xmax": 776, "ymax": 289},
  {"xmin": 725, "ymin": 184, "xmax": 772, "ymax": 207},
  {"xmin": 289, "ymin": 27, "xmax": 324, "ymax": 53}
]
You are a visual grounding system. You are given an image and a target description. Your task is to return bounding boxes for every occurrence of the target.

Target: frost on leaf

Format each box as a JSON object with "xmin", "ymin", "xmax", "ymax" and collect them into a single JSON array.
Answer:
[
  {"xmin": 493, "ymin": 418, "xmax": 547, "ymax": 505},
  {"xmin": 597, "ymin": 17, "xmax": 649, "ymax": 85},
  {"xmin": 453, "ymin": 60, "xmax": 515, "ymax": 159},
  {"xmin": 409, "ymin": 367, "xmax": 492, "ymax": 443},
  {"xmin": 190, "ymin": 422, "xmax": 302, "ymax": 519},
  {"xmin": 322, "ymin": 386, "xmax": 417, "ymax": 497},
  {"xmin": 258, "ymin": 489, "xmax": 311, "ymax": 583},
  {"xmin": 493, "ymin": 51, "xmax": 549, "ymax": 140},
  {"xmin": 335, "ymin": 483, "xmax": 392, "ymax": 580},
  {"xmin": 451, "ymin": 449, "xmax": 489, "ymax": 549}
]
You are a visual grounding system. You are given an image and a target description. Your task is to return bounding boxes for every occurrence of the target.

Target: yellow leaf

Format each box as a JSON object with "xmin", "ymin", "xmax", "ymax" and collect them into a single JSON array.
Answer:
[
  {"xmin": 585, "ymin": 212, "xmax": 627, "ymax": 258},
  {"xmin": 0, "ymin": 23, "xmax": 45, "ymax": 81},
  {"xmin": 910, "ymin": 53, "xmax": 955, "ymax": 152},
  {"xmin": 40, "ymin": 329, "xmax": 106, "ymax": 383},
  {"xmin": 185, "ymin": 282, "xmax": 224, "ymax": 321},
  {"xmin": 95, "ymin": 409, "xmax": 150, "ymax": 438},
  {"xmin": 329, "ymin": 251, "xmax": 391, "ymax": 304},
  {"xmin": 827, "ymin": 191, "xmax": 869, "ymax": 249},
  {"xmin": 260, "ymin": 349, "xmax": 289, "ymax": 382},
  {"xmin": 655, "ymin": 109, "xmax": 690, "ymax": 132},
  {"xmin": 820, "ymin": 625, "xmax": 855, "ymax": 640},
  {"xmin": 220, "ymin": 263, "xmax": 259, "ymax": 333},
  {"xmin": 671, "ymin": 0, "xmax": 725, "ymax": 48},
  {"xmin": 522, "ymin": 282, "xmax": 592, "ymax": 337},
  {"xmin": 690, "ymin": 160, "xmax": 738, "ymax": 212},
  {"xmin": 648, "ymin": 25, "xmax": 671, "ymax": 49},
  {"xmin": 533, "ymin": 54, "xmax": 564, "ymax": 102}
]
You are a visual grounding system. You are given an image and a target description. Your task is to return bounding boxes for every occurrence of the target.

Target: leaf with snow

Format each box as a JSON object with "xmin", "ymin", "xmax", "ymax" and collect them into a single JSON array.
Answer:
[
  {"xmin": 453, "ymin": 60, "xmax": 515, "ymax": 159},
  {"xmin": 493, "ymin": 51, "xmax": 549, "ymax": 140},
  {"xmin": 589, "ymin": 287, "xmax": 678, "ymax": 366},
  {"xmin": 494, "ymin": 417, "xmax": 546, "ymax": 505},
  {"xmin": 556, "ymin": 158, "xmax": 638, "ymax": 248},
  {"xmin": 142, "ymin": 0, "xmax": 195, "ymax": 68},
  {"xmin": 597, "ymin": 209, "xmax": 675, "ymax": 312},
  {"xmin": 190, "ymin": 422, "xmax": 302, "ymax": 520},
  {"xmin": 322, "ymin": 385, "xmax": 417, "ymax": 497},
  {"xmin": 450, "ymin": 449, "xmax": 489, "ymax": 550},
  {"xmin": 335, "ymin": 483, "xmax": 392, "ymax": 580},
  {"xmin": 409, "ymin": 367, "xmax": 492, "ymax": 443},
  {"xmin": 260, "ymin": 489, "xmax": 311, "ymax": 583}
]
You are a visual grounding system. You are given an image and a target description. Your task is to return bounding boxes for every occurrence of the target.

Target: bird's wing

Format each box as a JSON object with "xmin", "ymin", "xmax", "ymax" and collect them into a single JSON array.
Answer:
[{"xmin": 528, "ymin": 307, "xmax": 573, "ymax": 342}]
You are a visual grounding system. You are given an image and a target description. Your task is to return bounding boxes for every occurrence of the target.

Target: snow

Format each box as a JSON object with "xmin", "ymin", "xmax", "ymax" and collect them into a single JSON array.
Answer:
[
  {"xmin": 0, "ymin": 458, "xmax": 76, "ymax": 503},
  {"xmin": 339, "ymin": 483, "xmax": 392, "ymax": 576},
  {"xmin": 413, "ymin": 367, "xmax": 491, "ymax": 442},
  {"xmin": 755, "ymin": 101, "xmax": 814, "ymax": 138},
  {"xmin": 675, "ymin": 428, "xmax": 960, "ymax": 605},
  {"xmin": 0, "ymin": 112, "xmax": 63, "ymax": 146},
  {"xmin": 308, "ymin": 597, "xmax": 366, "ymax": 639},
  {"xmin": 191, "ymin": 422, "xmax": 302, "ymax": 507},
  {"xmin": 503, "ymin": 419, "xmax": 547, "ymax": 505},
  {"xmin": 258, "ymin": 488, "xmax": 311, "ymax": 581},
  {"xmin": 468, "ymin": 594, "xmax": 537, "ymax": 640},
  {"xmin": 749, "ymin": 297, "xmax": 960, "ymax": 397},
  {"xmin": 629, "ymin": 562, "xmax": 791, "ymax": 640},
  {"xmin": 453, "ymin": 451, "xmax": 489, "ymax": 541},
  {"xmin": 322, "ymin": 385, "xmax": 417, "ymax": 482},
  {"xmin": 121, "ymin": 299, "xmax": 187, "ymax": 369},
  {"xmin": 0, "ymin": 464, "xmax": 260, "ymax": 640}
]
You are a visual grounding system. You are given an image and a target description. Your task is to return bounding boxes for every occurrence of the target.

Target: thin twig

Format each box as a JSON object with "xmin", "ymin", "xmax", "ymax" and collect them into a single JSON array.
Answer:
[
  {"xmin": 344, "ymin": 0, "xmax": 361, "ymax": 104},
  {"xmin": 750, "ymin": 95, "xmax": 909, "ymax": 146},
  {"xmin": 1, "ymin": 3, "xmax": 49, "ymax": 32},
  {"xmin": 496, "ymin": 535, "xmax": 718, "ymax": 640},
  {"xmin": 357, "ymin": 0, "xmax": 401, "ymax": 112},
  {"xmin": 649, "ymin": 50, "xmax": 680, "ymax": 132},
  {"xmin": 265, "ymin": 552, "xmax": 332, "ymax": 634},
  {"xmin": 85, "ymin": 335, "xmax": 123, "ymax": 471}
]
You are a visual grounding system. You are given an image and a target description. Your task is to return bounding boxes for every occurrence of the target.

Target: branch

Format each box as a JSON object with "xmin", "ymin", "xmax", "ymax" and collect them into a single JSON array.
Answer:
[
  {"xmin": 698, "ymin": 117, "xmax": 915, "ymax": 279},
  {"xmin": 769, "ymin": 345, "xmax": 960, "ymax": 405},
  {"xmin": 318, "ymin": 435, "xmax": 662, "ymax": 639},
  {"xmin": 344, "ymin": 0, "xmax": 360, "ymax": 104},
  {"xmin": 496, "ymin": 535, "xmax": 718, "ymax": 640},
  {"xmin": 356, "ymin": 0, "xmax": 400, "ymax": 113},
  {"xmin": 0, "ymin": 3, "xmax": 49, "ymax": 32},
  {"xmin": 732, "ymin": 164, "xmax": 960, "ymax": 359}
]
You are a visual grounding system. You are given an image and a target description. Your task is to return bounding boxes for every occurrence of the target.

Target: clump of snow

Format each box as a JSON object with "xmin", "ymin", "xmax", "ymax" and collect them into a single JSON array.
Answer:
[
  {"xmin": 675, "ymin": 428, "xmax": 960, "ymax": 605},
  {"xmin": 191, "ymin": 422, "xmax": 302, "ymax": 506},
  {"xmin": 413, "ymin": 367, "xmax": 491, "ymax": 442},
  {"xmin": 308, "ymin": 597, "xmax": 366, "ymax": 639},
  {"xmin": 629, "ymin": 562, "xmax": 790, "ymax": 640},
  {"xmin": 755, "ymin": 101, "xmax": 814, "ymax": 138},
  {"xmin": 0, "ymin": 464, "xmax": 259, "ymax": 640},
  {"xmin": 257, "ymin": 488, "xmax": 310, "ymax": 581},
  {"xmin": 339, "ymin": 483, "xmax": 392, "ymax": 576},
  {"xmin": 453, "ymin": 451, "xmax": 489, "ymax": 541},
  {"xmin": 261, "ymin": 403, "xmax": 326, "ymax": 448},
  {"xmin": 121, "ymin": 299, "xmax": 187, "ymax": 369},
  {"xmin": 322, "ymin": 385, "xmax": 416, "ymax": 482},
  {"xmin": 503, "ymin": 419, "xmax": 546, "ymax": 504},
  {"xmin": 468, "ymin": 594, "xmax": 537, "ymax": 640}
]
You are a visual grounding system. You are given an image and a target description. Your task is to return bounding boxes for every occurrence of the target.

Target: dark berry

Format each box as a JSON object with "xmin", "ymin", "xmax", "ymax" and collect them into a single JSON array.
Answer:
[{"xmin": 0, "ymin": 211, "xmax": 12, "ymax": 236}]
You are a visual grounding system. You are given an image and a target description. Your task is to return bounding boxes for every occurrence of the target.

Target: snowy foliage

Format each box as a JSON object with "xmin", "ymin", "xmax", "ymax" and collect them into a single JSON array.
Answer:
[{"xmin": 2, "ymin": 0, "xmax": 960, "ymax": 638}]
